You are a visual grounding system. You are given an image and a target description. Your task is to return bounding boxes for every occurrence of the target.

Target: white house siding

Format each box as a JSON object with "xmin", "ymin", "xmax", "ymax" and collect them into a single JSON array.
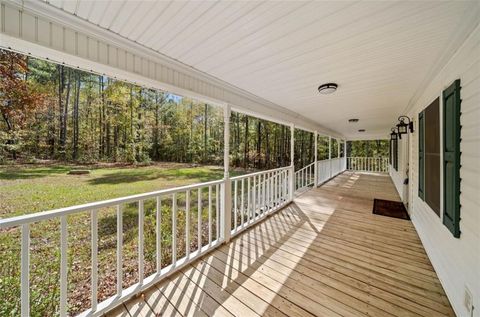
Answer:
[{"xmin": 396, "ymin": 25, "xmax": 479, "ymax": 317}]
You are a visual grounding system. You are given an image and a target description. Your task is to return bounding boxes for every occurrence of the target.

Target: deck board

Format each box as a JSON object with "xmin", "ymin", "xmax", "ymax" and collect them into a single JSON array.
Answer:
[{"xmin": 108, "ymin": 172, "xmax": 455, "ymax": 317}]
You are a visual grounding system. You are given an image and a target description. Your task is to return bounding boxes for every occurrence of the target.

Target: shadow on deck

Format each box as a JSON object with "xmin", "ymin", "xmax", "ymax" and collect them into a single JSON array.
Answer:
[{"xmin": 109, "ymin": 171, "xmax": 454, "ymax": 317}]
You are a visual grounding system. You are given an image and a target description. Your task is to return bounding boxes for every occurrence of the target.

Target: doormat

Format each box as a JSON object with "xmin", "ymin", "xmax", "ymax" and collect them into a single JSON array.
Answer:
[{"xmin": 372, "ymin": 199, "xmax": 410, "ymax": 220}]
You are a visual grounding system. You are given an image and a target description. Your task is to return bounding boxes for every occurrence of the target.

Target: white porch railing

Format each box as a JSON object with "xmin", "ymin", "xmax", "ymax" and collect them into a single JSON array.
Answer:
[
  {"xmin": 347, "ymin": 157, "xmax": 389, "ymax": 172},
  {"xmin": 0, "ymin": 166, "xmax": 294, "ymax": 317},
  {"xmin": 294, "ymin": 162, "xmax": 315, "ymax": 191},
  {"xmin": 0, "ymin": 157, "xmax": 352, "ymax": 317},
  {"xmin": 230, "ymin": 166, "xmax": 291, "ymax": 235},
  {"xmin": 0, "ymin": 179, "xmax": 227, "ymax": 317},
  {"xmin": 316, "ymin": 157, "xmax": 346, "ymax": 186}
]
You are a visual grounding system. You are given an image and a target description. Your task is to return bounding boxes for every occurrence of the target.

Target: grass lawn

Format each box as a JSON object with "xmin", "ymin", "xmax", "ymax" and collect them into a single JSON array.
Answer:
[
  {"xmin": 0, "ymin": 163, "xmax": 242, "ymax": 316},
  {"xmin": 0, "ymin": 162, "xmax": 232, "ymax": 217}
]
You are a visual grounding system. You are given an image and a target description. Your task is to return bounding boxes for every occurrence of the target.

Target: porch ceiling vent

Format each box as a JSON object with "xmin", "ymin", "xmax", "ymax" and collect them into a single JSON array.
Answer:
[
  {"xmin": 349, "ymin": 118, "xmax": 359, "ymax": 122},
  {"xmin": 358, "ymin": 129, "xmax": 366, "ymax": 132},
  {"xmin": 318, "ymin": 83, "xmax": 338, "ymax": 94}
]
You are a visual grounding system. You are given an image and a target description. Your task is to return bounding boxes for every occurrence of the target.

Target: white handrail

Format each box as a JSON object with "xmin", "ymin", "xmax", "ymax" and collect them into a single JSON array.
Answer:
[
  {"xmin": 231, "ymin": 166, "xmax": 291, "ymax": 236},
  {"xmin": 230, "ymin": 165, "xmax": 288, "ymax": 180},
  {"xmin": 0, "ymin": 179, "xmax": 224, "ymax": 228}
]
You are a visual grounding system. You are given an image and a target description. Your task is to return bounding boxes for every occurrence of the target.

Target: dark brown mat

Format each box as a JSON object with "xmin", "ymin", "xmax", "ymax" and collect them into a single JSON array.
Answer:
[{"xmin": 373, "ymin": 199, "xmax": 410, "ymax": 220}]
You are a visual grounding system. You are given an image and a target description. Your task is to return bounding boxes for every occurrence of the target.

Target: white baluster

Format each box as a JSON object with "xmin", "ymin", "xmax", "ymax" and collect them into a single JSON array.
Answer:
[
  {"xmin": 156, "ymin": 197, "xmax": 161, "ymax": 273},
  {"xmin": 241, "ymin": 179, "xmax": 245, "ymax": 227},
  {"xmin": 138, "ymin": 200, "xmax": 144, "ymax": 284},
  {"xmin": 172, "ymin": 194, "xmax": 177, "ymax": 265},
  {"xmin": 91, "ymin": 210, "xmax": 98, "ymax": 311},
  {"xmin": 216, "ymin": 184, "xmax": 219, "ymax": 241},
  {"xmin": 208, "ymin": 186, "xmax": 212, "ymax": 245},
  {"xmin": 234, "ymin": 180, "xmax": 238, "ymax": 231},
  {"xmin": 247, "ymin": 177, "xmax": 251, "ymax": 224},
  {"xmin": 21, "ymin": 224, "xmax": 30, "ymax": 317},
  {"xmin": 60, "ymin": 215, "xmax": 67, "ymax": 317},
  {"xmin": 117, "ymin": 205, "xmax": 124, "ymax": 294},
  {"xmin": 197, "ymin": 188, "xmax": 202, "ymax": 252},
  {"xmin": 186, "ymin": 190, "xmax": 190, "ymax": 258},
  {"xmin": 253, "ymin": 175, "xmax": 257, "ymax": 219}
]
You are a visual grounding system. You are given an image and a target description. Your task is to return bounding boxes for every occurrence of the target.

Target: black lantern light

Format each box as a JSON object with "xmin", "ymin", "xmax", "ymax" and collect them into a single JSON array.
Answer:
[
  {"xmin": 396, "ymin": 116, "xmax": 414, "ymax": 135},
  {"xmin": 390, "ymin": 128, "xmax": 398, "ymax": 140}
]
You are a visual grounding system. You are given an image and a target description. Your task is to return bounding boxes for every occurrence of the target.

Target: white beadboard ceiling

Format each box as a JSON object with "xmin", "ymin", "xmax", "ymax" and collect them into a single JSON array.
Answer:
[{"xmin": 43, "ymin": 0, "xmax": 479, "ymax": 139}]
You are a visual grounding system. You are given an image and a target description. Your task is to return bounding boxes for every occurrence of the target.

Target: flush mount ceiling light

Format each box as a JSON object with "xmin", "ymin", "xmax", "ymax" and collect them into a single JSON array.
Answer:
[
  {"xmin": 318, "ymin": 83, "xmax": 338, "ymax": 94},
  {"xmin": 348, "ymin": 118, "xmax": 359, "ymax": 123},
  {"xmin": 358, "ymin": 129, "xmax": 366, "ymax": 132}
]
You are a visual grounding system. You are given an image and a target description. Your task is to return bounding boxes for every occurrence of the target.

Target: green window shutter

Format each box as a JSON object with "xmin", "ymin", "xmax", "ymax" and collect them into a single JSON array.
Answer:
[
  {"xmin": 418, "ymin": 111, "xmax": 425, "ymax": 200},
  {"xmin": 442, "ymin": 79, "xmax": 461, "ymax": 238}
]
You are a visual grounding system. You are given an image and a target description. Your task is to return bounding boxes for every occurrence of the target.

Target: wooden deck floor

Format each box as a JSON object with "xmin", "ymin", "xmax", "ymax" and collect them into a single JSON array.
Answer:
[{"xmin": 109, "ymin": 172, "xmax": 455, "ymax": 317}]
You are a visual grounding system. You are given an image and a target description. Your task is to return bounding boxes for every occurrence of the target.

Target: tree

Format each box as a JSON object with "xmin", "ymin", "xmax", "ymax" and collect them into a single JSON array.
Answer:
[
  {"xmin": 0, "ymin": 50, "xmax": 46, "ymax": 160},
  {"xmin": 0, "ymin": 48, "xmax": 296, "ymax": 168}
]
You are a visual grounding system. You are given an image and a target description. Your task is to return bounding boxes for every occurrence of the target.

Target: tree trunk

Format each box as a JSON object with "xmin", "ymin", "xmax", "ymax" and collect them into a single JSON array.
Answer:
[
  {"xmin": 153, "ymin": 94, "xmax": 160, "ymax": 160},
  {"xmin": 99, "ymin": 76, "xmax": 104, "ymax": 158},
  {"xmin": 265, "ymin": 124, "xmax": 270, "ymax": 168},
  {"xmin": 204, "ymin": 104, "xmax": 208, "ymax": 163},
  {"xmin": 60, "ymin": 69, "xmax": 71, "ymax": 158},
  {"xmin": 244, "ymin": 115, "xmax": 249, "ymax": 169},
  {"xmin": 57, "ymin": 65, "xmax": 65, "ymax": 157},
  {"xmin": 256, "ymin": 120, "xmax": 261, "ymax": 168},
  {"xmin": 73, "ymin": 73, "xmax": 80, "ymax": 160},
  {"xmin": 1, "ymin": 111, "xmax": 16, "ymax": 160}
]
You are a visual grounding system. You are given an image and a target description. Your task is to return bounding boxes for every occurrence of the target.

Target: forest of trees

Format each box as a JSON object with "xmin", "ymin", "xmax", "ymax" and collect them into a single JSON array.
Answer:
[
  {"xmin": 347, "ymin": 140, "xmax": 389, "ymax": 157},
  {"xmin": 1, "ymin": 49, "xmax": 386, "ymax": 171},
  {"xmin": 0, "ymin": 49, "xmax": 331, "ymax": 170}
]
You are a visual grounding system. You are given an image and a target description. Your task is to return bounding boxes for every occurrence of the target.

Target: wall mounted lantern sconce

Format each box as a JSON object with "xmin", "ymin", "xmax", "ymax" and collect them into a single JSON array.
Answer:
[
  {"xmin": 390, "ymin": 128, "xmax": 398, "ymax": 140},
  {"xmin": 396, "ymin": 116, "xmax": 414, "ymax": 136}
]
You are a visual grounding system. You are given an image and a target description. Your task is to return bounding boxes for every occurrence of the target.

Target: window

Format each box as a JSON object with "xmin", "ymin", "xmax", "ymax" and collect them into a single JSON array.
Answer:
[
  {"xmin": 417, "ymin": 80, "xmax": 461, "ymax": 238},
  {"xmin": 424, "ymin": 98, "xmax": 440, "ymax": 216},
  {"xmin": 442, "ymin": 79, "xmax": 461, "ymax": 238}
]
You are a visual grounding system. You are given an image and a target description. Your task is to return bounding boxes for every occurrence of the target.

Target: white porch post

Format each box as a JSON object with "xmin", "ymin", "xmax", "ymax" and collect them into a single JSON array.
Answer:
[
  {"xmin": 328, "ymin": 136, "xmax": 332, "ymax": 178},
  {"xmin": 221, "ymin": 104, "xmax": 232, "ymax": 243},
  {"xmin": 344, "ymin": 140, "xmax": 347, "ymax": 171},
  {"xmin": 289, "ymin": 124, "xmax": 295, "ymax": 201},
  {"xmin": 314, "ymin": 131, "xmax": 318, "ymax": 187}
]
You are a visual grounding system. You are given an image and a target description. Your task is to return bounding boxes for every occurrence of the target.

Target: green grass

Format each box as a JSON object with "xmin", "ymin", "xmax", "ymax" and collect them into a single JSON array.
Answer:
[
  {"xmin": 0, "ymin": 163, "xmax": 241, "ymax": 316},
  {"xmin": 0, "ymin": 163, "xmax": 232, "ymax": 217}
]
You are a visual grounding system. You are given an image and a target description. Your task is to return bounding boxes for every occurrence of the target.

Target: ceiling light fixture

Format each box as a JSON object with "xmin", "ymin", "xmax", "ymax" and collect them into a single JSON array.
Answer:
[{"xmin": 318, "ymin": 83, "xmax": 338, "ymax": 94}]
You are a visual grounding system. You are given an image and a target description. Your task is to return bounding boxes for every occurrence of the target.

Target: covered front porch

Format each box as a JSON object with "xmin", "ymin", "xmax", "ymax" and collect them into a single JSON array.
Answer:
[
  {"xmin": 1, "ymin": 1, "xmax": 478, "ymax": 316},
  {"xmin": 110, "ymin": 172, "xmax": 454, "ymax": 317}
]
